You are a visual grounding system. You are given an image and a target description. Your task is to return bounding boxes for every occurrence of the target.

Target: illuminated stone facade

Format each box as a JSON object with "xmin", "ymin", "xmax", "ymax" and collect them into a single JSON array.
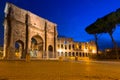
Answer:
[
  {"xmin": 57, "ymin": 37, "xmax": 97, "ymax": 60},
  {"xmin": 3, "ymin": 3, "xmax": 57, "ymax": 59},
  {"xmin": 3, "ymin": 3, "xmax": 96, "ymax": 60}
]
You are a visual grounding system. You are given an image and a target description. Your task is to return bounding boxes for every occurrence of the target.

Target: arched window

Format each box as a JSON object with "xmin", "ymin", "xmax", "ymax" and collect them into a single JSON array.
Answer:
[
  {"xmin": 76, "ymin": 52, "xmax": 78, "ymax": 56},
  {"xmin": 65, "ymin": 52, "xmax": 67, "ymax": 57},
  {"xmin": 83, "ymin": 53, "xmax": 84, "ymax": 57},
  {"xmin": 72, "ymin": 44, "xmax": 74, "ymax": 49},
  {"xmin": 86, "ymin": 53, "xmax": 88, "ymax": 57},
  {"xmin": 79, "ymin": 45, "xmax": 81, "ymax": 49},
  {"xmin": 61, "ymin": 52, "xmax": 63, "ymax": 56},
  {"xmin": 58, "ymin": 44, "xmax": 60, "ymax": 49},
  {"xmin": 69, "ymin": 52, "xmax": 71, "ymax": 56},
  {"xmin": 61, "ymin": 44, "xmax": 63, "ymax": 49},
  {"xmin": 65, "ymin": 45, "xmax": 67, "ymax": 50},
  {"xmin": 73, "ymin": 52, "xmax": 75, "ymax": 56},
  {"xmin": 69, "ymin": 45, "xmax": 71, "ymax": 50},
  {"xmin": 79, "ymin": 52, "xmax": 81, "ymax": 57}
]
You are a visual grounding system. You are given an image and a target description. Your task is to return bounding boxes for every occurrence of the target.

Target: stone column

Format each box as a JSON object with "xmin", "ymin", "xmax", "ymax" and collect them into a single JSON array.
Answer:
[
  {"xmin": 4, "ymin": 6, "xmax": 13, "ymax": 59},
  {"xmin": 3, "ymin": 20, "xmax": 7, "ymax": 59},
  {"xmin": 54, "ymin": 25, "xmax": 57, "ymax": 58},
  {"xmin": 45, "ymin": 21, "xmax": 48, "ymax": 59},
  {"xmin": 25, "ymin": 13, "xmax": 29, "ymax": 59}
]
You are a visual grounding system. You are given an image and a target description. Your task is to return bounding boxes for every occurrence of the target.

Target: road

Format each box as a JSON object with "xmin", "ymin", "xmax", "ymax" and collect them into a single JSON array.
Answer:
[{"xmin": 0, "ymin": 60, "xmax": 120, "ymax": 80}]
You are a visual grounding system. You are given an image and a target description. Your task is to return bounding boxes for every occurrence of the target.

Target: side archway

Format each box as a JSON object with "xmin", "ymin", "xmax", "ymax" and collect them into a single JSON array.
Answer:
[
  {"xmin": 48, "ymin": 45, "xmax": 53, "ymax": 58},
  {"xmin": 15, "ymin": 40, "xmax": 24, "ymax": 59}
]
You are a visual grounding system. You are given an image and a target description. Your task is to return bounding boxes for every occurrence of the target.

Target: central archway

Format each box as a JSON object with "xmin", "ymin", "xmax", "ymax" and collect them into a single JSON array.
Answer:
[{"xmin": 30, "ymin": 35, "xmax": 43, "ymax": 58}]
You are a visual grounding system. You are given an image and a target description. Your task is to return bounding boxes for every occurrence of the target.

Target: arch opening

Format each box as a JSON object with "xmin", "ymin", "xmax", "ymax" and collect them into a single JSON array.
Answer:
[
  {"xmin": 15, "ymin": 40, "xmax": 24, "ymax": 59},
  {"xmin": 30, "ymin": 35, "xmax": 43, "ymax": 58},
  {"xmin": 48, "ymin": 45, "xmax": 53, "ymax": 58}
]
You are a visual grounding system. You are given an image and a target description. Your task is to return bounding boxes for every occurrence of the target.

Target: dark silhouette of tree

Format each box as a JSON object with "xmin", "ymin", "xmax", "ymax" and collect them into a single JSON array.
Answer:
[
  {"xmin": 86, "ymin": 19, "xmax": 106, "ymax": 55},
  {"xmin": 85, "ymin": 8, "xmax": 120, "ymax": 59},
  {"xmin": 102, "ymin": 12, "xmax": 119, "ymax": 59}
]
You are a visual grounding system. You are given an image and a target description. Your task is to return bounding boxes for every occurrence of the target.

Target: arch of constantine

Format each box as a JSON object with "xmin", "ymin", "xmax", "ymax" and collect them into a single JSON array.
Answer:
[{"xmin": 3, "ymin": 3, "xmax": 57, "ymax": 59}]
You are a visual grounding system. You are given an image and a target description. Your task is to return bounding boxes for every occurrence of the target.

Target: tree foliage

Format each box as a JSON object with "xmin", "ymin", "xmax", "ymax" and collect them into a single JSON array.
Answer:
[{"xmin": 85, "ymin": 8, "xmax": 120, "ymax": 34}]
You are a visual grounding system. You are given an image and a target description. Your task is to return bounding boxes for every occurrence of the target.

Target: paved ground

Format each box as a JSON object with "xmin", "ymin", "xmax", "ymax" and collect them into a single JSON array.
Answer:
[{"xmin": 0, "ymin": 60, "xmax": 120, "ymax": 80}]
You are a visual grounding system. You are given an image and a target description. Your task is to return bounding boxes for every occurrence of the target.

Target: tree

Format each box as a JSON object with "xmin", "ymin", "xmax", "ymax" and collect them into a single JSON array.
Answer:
[
  {"xmin": 85, "ymin": 8, "xmax": 120, "ymax": 59},
  {"xmin": 86, "ymin": 18, "xmax": 108, "ymax": 55}
]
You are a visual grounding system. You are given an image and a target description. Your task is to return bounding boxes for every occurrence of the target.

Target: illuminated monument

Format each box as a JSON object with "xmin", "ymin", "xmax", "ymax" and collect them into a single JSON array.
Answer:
[
  {"xmin": 3, "ymin": 3, "xmax": 96, "ymax": 60},
  {"xmin": 57, "ymin": 37, "xmax": 96, "ymax": 60},
  {"xmin": 3, "ymin": 3, "xmax": 57, "ymax": 59}
]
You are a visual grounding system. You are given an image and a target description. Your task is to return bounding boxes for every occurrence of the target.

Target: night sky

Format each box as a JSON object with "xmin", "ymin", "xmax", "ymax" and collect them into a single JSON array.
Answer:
[{"xmin": 0, "ymin": 0, "xmax": 120, "ymax": 50}]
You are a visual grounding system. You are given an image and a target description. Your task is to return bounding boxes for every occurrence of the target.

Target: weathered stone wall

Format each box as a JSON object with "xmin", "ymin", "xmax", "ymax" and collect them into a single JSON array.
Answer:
[
  {"xmin": 28, "ymin": 12, "xmax": 45, "ymax": 30},
  {"xmin": 8, "ymin": 3, "xmax": 27, "ymax": 23}
]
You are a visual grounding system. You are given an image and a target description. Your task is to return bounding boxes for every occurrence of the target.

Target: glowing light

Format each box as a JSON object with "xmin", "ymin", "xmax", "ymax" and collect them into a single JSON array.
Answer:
[
  {"xmin": 84, "ymin": 49, "xmax": 88, "ymax": 53},
  {"xmin": 92, "ymin": 50, "xmax": 96, "ymax": 54},
  {"xmin": 76, "ymin": 44, "xmax": 79, "ymax": 49},
  {"xmin": 57, "ymin": 49, "xmax": 63, "ymax": 53},
  {"xmin": 57, "ymin": 49, "xmax": 63, "ymax": 56},
  {"xmin": 106, "ymin": 49, "xmax": 111, "ymax": 52},
  {"xmin": 15, "ymin": 52, "xmax": 19, "ymax": 57}
]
